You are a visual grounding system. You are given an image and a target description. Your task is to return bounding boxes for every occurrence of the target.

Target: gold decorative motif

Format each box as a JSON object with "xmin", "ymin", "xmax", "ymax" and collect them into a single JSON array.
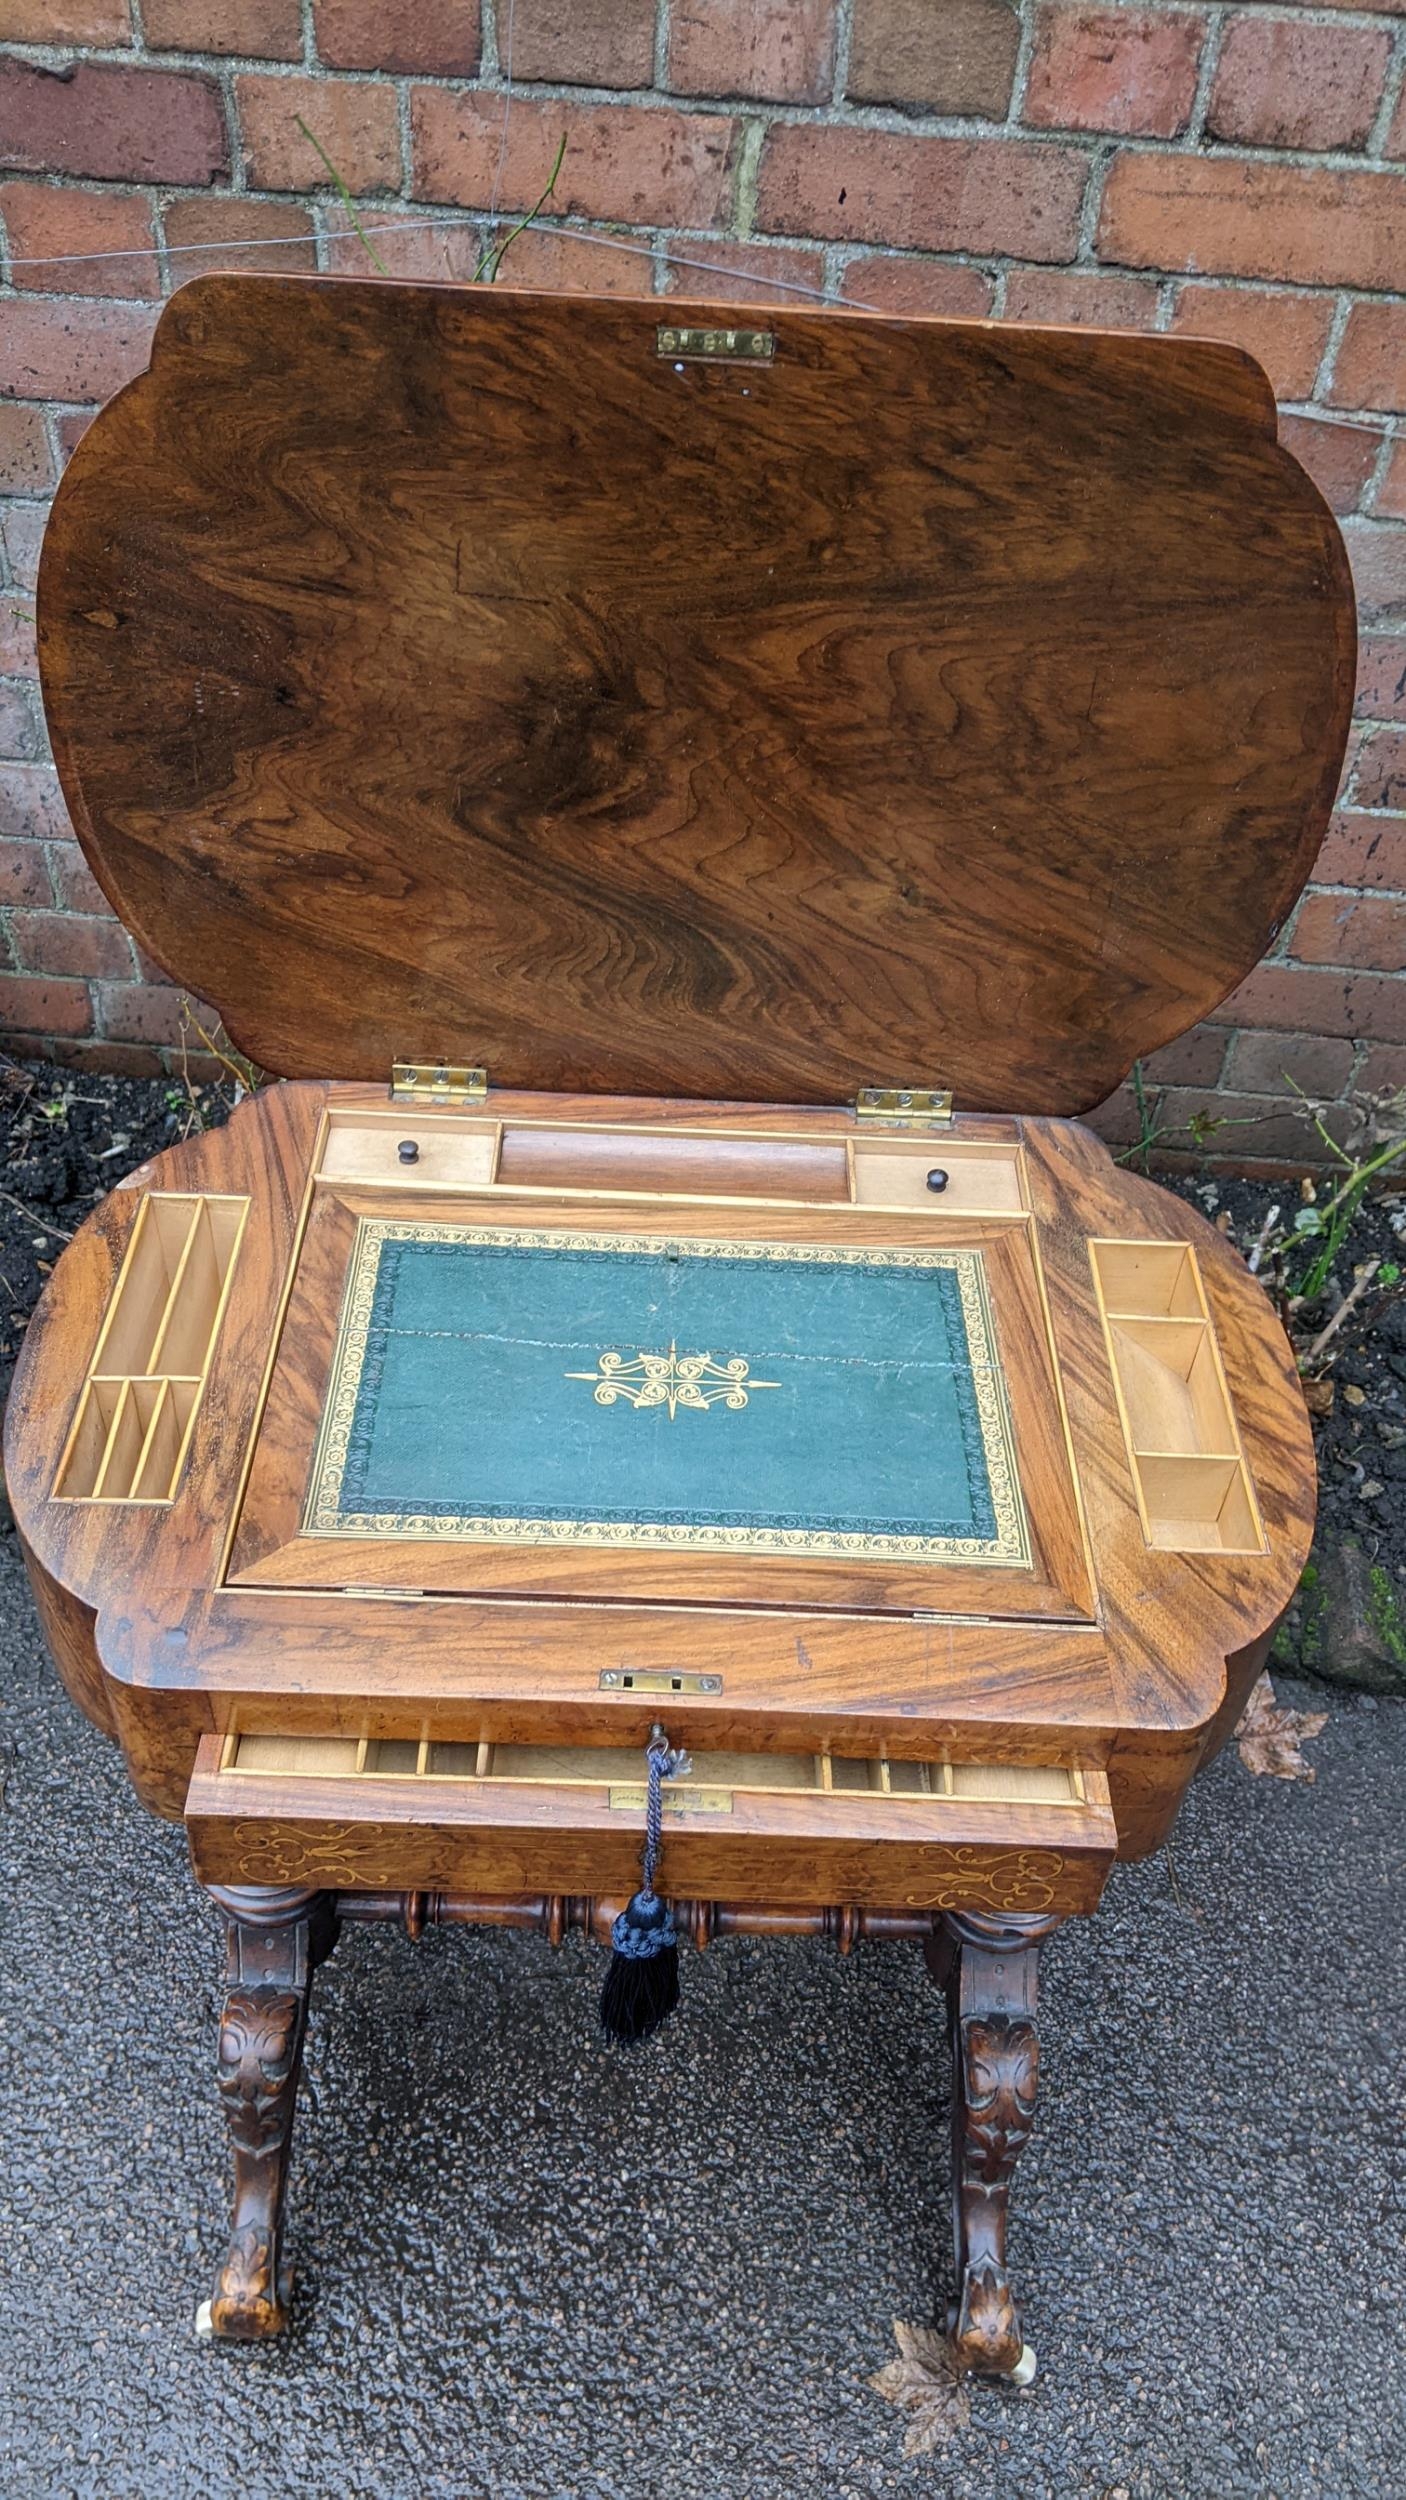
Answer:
[
  {"xmin": 902, "ymin": 1849, "xmax": 1066, "ymax": 1913},
  {"xmin": 230, "ymin": 1822, "xmax": 394, "ymax": 1888},
  {"xmin": 565, "ymin": 1341, "xmax": 779, "ymax": 1418},
  {"xmin": 303, "ymin": 1223, "xmax": 1029, "ymax": 1567}
]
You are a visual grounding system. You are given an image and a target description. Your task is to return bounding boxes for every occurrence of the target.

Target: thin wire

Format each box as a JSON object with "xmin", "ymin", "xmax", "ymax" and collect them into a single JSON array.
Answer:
[{"xmin": 0, "ymin": 216, "xmax": 875, "ymax": 309}]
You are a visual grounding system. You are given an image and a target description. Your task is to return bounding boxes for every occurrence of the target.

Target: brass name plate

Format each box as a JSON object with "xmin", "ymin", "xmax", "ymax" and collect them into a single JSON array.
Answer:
[
  {"xmin": 609, "ymin": 1785, "xmax": 733, "ymax": 1815},
  {"xmin": 656, "ymin": 325, "xmax": 774, "ymax": 364}
]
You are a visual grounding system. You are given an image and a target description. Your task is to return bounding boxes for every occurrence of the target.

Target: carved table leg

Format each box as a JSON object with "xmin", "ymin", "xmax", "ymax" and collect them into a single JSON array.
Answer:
[
  {"xmin": 196, "ymin": 1883, "xmax": 339, "ymax": 2342},
  {"xmin": 939, "ymin": 1909, "xmax": 1062, "ymax": 2383}
]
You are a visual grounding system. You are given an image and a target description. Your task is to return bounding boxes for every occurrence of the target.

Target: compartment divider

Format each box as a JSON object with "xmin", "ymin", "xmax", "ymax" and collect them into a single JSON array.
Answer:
[{"xmin": 55, "ymin": 1192, "xmax": 249, "ymax": 1502}]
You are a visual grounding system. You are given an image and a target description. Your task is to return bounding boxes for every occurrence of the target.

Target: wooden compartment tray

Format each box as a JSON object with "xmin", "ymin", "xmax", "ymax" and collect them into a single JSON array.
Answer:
[
  {"xmin": 56, "ymin": 1192, "xmax": 247, "ymax": 1502},
  {"xmin": 316, "ymin": 1106, "xmax": 1027, "ymax": 1216},
  {"xmin": 185, "ymin": 1731, "xmax": 1116, "ymax": 1913},
  {"xmin": 1090, "ymin": 1239, "xmax": 1264, "ymax": 1554}
]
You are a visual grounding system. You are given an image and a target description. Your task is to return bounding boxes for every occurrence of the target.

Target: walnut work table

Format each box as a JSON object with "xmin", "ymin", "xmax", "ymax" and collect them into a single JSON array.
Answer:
[{"xmin": 5, "ymin": 277, "xmax": 1349, "ymax": 2379}]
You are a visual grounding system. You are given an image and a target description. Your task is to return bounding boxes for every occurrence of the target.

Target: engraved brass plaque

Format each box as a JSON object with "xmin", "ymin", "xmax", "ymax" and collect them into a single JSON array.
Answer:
[
  {"xmin": 609, "ymin": 1785, "xmax": 733, "ymax": 1815},
  {"xmin": 656, "ymin": 325, "xmax": 774, "ymax": 364}
]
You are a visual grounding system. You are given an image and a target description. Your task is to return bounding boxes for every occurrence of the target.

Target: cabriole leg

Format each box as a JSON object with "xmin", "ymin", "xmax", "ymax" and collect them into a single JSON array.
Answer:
[
  {"xmin": 935, "ymin": 1909, "xmax": 1063, "ymax": 2383},
  {"xmin": 195, "ymin": 1883, "xmax": 339, "ymax": 2342}
]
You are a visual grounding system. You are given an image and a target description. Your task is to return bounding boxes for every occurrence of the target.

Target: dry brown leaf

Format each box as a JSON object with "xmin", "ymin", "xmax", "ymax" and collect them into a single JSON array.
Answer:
[
  {"xmin": 870, "ymin": 2319, "xmax": 972, "ymax": 2454},
  {"xmin": 1302, "ymin": 1376, "xmax": 1335, "ymax": 1417},
  {"xmin": 1235, "ymin": 1672, "xmax": 1328, "ymax": 1783}
]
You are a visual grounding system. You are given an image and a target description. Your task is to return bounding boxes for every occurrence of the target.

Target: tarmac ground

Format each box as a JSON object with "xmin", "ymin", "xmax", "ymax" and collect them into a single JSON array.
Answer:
[{"xmin": 0, "ymin": 1532, "xmax": 1401, "ymax": 2500}]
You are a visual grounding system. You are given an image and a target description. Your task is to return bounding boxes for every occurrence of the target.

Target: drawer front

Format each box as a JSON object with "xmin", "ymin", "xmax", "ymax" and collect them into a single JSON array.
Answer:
[{"xmin": 186, "ymin": 1737, "xmax": 1116, "ymax": 1917}]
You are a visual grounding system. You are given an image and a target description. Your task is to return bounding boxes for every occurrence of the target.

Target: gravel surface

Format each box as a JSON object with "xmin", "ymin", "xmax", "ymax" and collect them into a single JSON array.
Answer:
[{"xmin": 0, "ymin": 1530, "xmax": 1401, "ymax": 2500}]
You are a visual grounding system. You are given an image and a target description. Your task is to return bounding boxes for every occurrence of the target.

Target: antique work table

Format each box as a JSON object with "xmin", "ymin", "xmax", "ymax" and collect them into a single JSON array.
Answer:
[{"xmin": 5, "ymin": 277, "xmax": 1350, "ymax": 2375}]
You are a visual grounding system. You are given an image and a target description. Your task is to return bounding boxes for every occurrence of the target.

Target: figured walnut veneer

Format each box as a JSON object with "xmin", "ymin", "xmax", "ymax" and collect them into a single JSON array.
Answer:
[
  {"xmin": 4, "ymin": 1086, "xmax": 1315, "ymax": 1870},
  {"xmin": 36, "ymin": 279, "xmax": 1351, "ymax": 1114}
]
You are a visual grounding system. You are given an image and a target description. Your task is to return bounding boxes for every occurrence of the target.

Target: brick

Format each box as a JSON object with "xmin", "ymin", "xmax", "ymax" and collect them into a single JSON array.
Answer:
[
  {"xmin": 1208, "ymin": 16, "xmax": 1390, "ymax": 154},
  {"xmin": 0, "ymin": 299, "xmax": 158, "ymax": 405},
  {"xmin": 758, "ymin": 128, "xmax": 1089, "ymax": 262},
  {"xmin": 1277, "ymin": 414, "xmax": 1382, "ymax": 519},
  {"xmin": 144, "ymin": 0, "xmax": 300, "ymax": 51},
  {"xmin": 1359, "ymin": 1042, "xmax": 1406, "ymax": 1092},
  {"xmin": 0, "ymin": 685, "xmax": 40, "ymax": 759},
  {"xmin": 0, "ymin": 62, "xmax": 227, "ymax": 188},
  {"xmin": 0, "ymin": 838, "xmax": 50, "ymax": 907},
  {"xmin": 1375, "ymin": 442, "xmax": 1406, "ymax": 524},
  {"xmin": 839, "ymin": 255, "xmax": 995, "ymax": 317},
  {"xmin": 3, "ymin": 0, "xmax": 130, "ymax": 37},
  {"xmin": 0, "ymin": 765, "xmax": 70, "ymax": 846},
  {"xmin": 1098, "ymin": 156, "xmax": 1406, "ymax": 293},
  {"xmin": 163, "ymin": 196, "xmax": 318, "ymax": 284},
  {"xmin": 848, "ymin": 0, "xmax": 1019, "ymax": 117},
  {"xmin": 1290, "ymin": 892, "xmax": 1406, "ymax": 973},
  {"xmin": 1168, "ymin": 284, "xmax": 1332, "ymax": 401},
  {"xmin": 320, "ymin": 202, "xmax": 492, "ymax": 282},
  {"xmin": 1330, "ymin": 304, "xmax": 1406, "ymax": 414},
  {"xmin": 669, "ymin": 0, "xmax": 835, "ymax": 106},
  {"xmin": 1026, "ymin": 6, "xmax": 1204, "ymax": 138},
  {"xmin": 0, "ymin": 184, "xmax": 158, "ymax": 303},
  {"xmin": 412, "ymin": 91, "xmax": 739, "ymax": 230},
  {"xmin": 1002, "ymin": 268, "xmax": 1158, "ymax": 329},
  {"xmin": 1156, "ymin": 1086, "xmax": 1353, "ymax": 1161},
  {"xmin": 236, "ymin": 74, "xmax": 402, "ymax": 197},
  {"xmin": 1315, "ymin": 813, "xmax": 1406, "ymax": 893},
  {"xmin": 1355, "ymin": 635, "xmax": 1406, "ymax": 721},
  {"xmin": 314, "ymin": 0, "xmax": 481, "ymax": 76},
  {"xmin": 1083, "ymin": 1084, "xmax": 1141, "ymax": 1151},
  {"xmin": 506, "ymin": 0, "xmax": 656, "ymax": 88},
  {"xmin": 1227, "ymin": 1031, "xmax": 1355, "ymax": 1099},
  {"xmin": 10, "ymin": 910, "xmax": 133, "ymax": 980},
  {"xmin": 0, "ymin": 972, "xmax": 91, "ymax": 1037},
  {"xmin": 56, "ymin": 411, "xmax": 94, "ymax": 462},
  {"xmin": 0, "ymin": 597, "xmax": 36, "ymax": 679},
  {"xmin": 1217, "ymin": 962, "xmax": 1406, "ymax": 1044},
  {"xmin": 1139, "ymin": 1026, "xmax": 1230, "ymax": 1087},
  {"xmin": 484, "ymin": 223, "xmax": 655, "ymax": 295},
  {"xmin": 41, "ymin": 1035, "xmax": 167, "ymax": 1077},
  {"xmin": 1350, "ymin": 725, "xmax": 1406, "ymax": 809},
  {"xmin": 1, "ymin": 505, "xmax": 45, "ymax": 595},
  {"xmin": 96, "ymin": 981, "xmax": 191, "ymax": 1047},
  {"xmin": 50, "ymin": 843, "xmax": 109, "ymax": 914},
  {"xmin": 0, "ymin": 403, "xmax": 53, "ymax": 495},
  {"xmin": 662, "ymin": 238, "xmax": 828, "ymax": 302},
  {"xmin": 1342, "ymin": 519, "xmax": 1406, "ymax": 626}
]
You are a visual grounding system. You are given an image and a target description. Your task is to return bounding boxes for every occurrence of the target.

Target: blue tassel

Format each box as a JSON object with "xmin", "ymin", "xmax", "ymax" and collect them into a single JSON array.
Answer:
[{"xmin": 600, "ymin": 1727, "xmax": 686, "ymax": 2046}]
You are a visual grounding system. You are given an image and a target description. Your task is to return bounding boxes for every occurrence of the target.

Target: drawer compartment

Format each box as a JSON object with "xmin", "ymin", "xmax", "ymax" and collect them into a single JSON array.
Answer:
[{"xmin": 186, "ymin": 1734, "xmax": 1116, "ymax": 1915}]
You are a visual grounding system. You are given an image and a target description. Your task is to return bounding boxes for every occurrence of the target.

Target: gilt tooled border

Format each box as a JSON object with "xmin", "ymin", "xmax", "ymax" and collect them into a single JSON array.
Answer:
[{"xmin": 302, "ymin": 1223, "xmax": 1030, "ymax": 1567}]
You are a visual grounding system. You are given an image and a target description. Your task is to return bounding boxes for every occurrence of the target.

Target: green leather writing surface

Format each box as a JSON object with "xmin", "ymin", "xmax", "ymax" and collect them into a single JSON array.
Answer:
[{"xmin": 306, "ymin": 1224, "xmax": 1027, "ymax": 1566}]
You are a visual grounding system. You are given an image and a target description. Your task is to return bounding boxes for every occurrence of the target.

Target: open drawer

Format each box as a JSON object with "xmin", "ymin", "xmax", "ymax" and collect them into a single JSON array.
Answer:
[{"xmin": 185, "ymin": 1735, "xmax": 1117, "ymax": 1916}]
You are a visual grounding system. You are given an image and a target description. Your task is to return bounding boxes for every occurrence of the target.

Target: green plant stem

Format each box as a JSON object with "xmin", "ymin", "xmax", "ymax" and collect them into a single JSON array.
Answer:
[
  {"xmin": 475, "ymin": 133, "xmax": 568, "ymax": 284},
  {"xmin": 295, "ymin": 117, "xmax": 389, "ymax": 276}
]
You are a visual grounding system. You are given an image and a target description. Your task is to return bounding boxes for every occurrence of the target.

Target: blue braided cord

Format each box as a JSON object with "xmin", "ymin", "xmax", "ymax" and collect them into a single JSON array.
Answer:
[{"xmin": 609, "ymin": 1735, "xmax": 684, "ymax": 1957}]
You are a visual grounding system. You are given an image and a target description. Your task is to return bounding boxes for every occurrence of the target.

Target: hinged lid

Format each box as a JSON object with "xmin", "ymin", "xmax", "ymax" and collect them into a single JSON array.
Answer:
[{"xmin": 37, "ymin": 277, "xmax": 1353, "ymax": 1113}]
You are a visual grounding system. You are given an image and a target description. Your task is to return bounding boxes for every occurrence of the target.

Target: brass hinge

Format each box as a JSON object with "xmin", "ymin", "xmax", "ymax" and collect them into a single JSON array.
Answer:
[
  {"xmin": 855, "ymin": 1086, "xmax": 954, "ymax": 1128},
  {"xmin": 390, "ymin": 1063, "xmax": 487, "ymax": 1106},
  {"xmin": 598, "ymin": 1669, "xmax": 724, "ymax": 1696}
]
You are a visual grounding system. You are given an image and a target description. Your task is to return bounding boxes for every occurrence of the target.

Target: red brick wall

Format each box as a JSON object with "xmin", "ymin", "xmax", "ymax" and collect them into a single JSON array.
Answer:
[{"xmin": 1, "ymin": 1, "xmax": 1404, "ymax": 1160}]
